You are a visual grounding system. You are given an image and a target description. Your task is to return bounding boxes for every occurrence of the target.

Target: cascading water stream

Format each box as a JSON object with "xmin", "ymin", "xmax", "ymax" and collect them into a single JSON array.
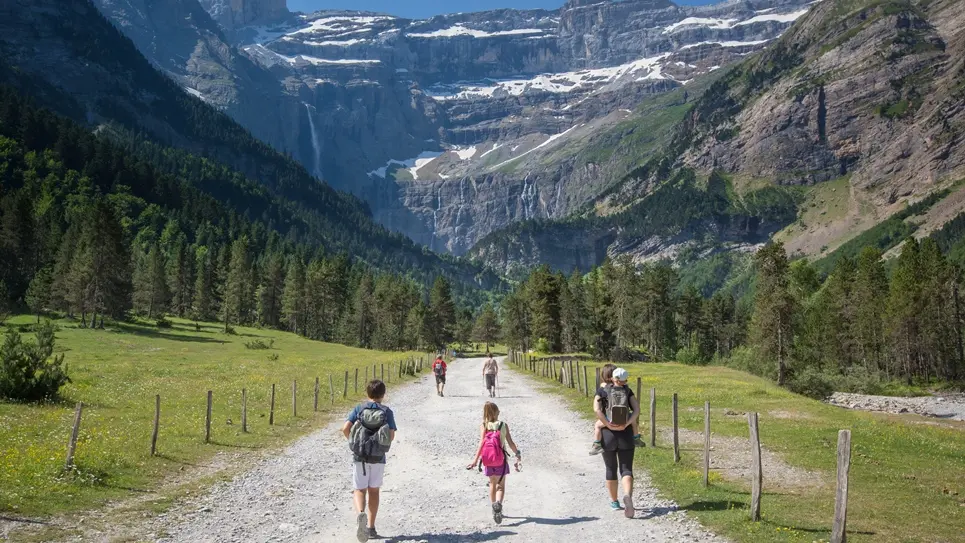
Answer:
[{"xmin": 304, "ymin": 103, "xmax": 323, "ymax": 179}]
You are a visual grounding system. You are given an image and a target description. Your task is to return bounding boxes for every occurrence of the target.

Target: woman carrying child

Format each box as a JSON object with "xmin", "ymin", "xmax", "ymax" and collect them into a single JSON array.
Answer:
[
  {"xmin": 466, "ymin": 402, "xmax": 521, "ymax": 524},
  {"xmin": 592, "ymin": 367, "xmax": 641, "ymax": 517},
  {"xmin": 589, "ymin": 364, "xmax": 645, "ymax": 454}
]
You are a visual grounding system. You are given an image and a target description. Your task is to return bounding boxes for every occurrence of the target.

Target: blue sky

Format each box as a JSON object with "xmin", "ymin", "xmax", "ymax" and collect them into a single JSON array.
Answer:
[{"xmin": 287, "ymin": 1, "xmax": 718, "ymax": 19}]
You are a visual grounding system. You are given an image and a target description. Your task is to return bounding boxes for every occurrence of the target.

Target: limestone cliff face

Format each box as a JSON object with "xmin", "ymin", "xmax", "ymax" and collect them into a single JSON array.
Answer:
[{"xmin": 91, "ymin": 0, "xmax": 815, "ymax": 256}]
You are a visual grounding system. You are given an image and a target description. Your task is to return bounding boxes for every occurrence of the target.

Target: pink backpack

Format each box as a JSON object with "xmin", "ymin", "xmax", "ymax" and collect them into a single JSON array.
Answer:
[{"xmin": 481, "ymin": 422, "xmax": 506, "ymax": 468}]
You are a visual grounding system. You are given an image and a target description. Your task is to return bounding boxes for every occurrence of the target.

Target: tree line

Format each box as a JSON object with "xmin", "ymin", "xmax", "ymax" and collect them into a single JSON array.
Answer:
[
  {"xmin": 0, "ymin": 86, "xmax": 468, "ymax": 352},
  {"xmin": 498, "ymin": 240, "xmax": 964, "ymax": 396}
]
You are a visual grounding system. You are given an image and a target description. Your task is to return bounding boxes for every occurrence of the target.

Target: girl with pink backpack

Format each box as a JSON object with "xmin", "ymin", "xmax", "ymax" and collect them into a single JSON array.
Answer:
[{"xmin": 466, "ymin": 402, "xmax": 521, "ymax": 524}]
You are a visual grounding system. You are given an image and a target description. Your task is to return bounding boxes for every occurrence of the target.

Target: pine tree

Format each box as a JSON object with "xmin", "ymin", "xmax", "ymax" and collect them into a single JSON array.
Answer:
[
  {"xmin": 192, "ymin": 245, "xmax": 215, "ymax": 321},
  {"xmin": 222, "ymin": 237, "xmax": 250, "ymax": 332},
  {"xmin": 349, "ymin": 271, "xmax": 374, "ymax": 347},
  {"xmin": 526, "ymin": 265, "xmax": 562, "ymax": 352},
  {"xmin": 750, "ymin": 242, "xmax": 795, "ymax": 385},
  {"xmin": 257, "ymin": 252, "xmax": 285, "ymax": 327},
  {"xmin": 473, "ymin": 303, "xmax": 501, "ymax": 351},
  {"xmin": 167, "ymin": 241, "xmax": 193, "ymax": 318},
  {"xmin": 429, "ymin": 276, "xmax": 456, "ymax": 349},
  {"xmin": 67, "ymin": 200, "xmax": 131, "ymax": 327},
  {"xmin": 132, "ymin": 242, "xmax": 168, "ymax": 319},
  {"xmin": 281, "ymin": 256, "xmax": 306, "ymax": 335},
  {"xmin": 854, "ymin": 247, "xmax": 888, "ymax": 372},
  {"xmin": 25, "ymin": 266, "xmax": 53, "ymax": 323},
  {"xmin": 886, "ymin": 239, "xmax": 923, "ymax": 382},
  {"xmin": 559, "ymin": 270, "xmax": 587, "ymax": 353},
  {"xmin": 501, "ymin": 289, "xmax": 531, "ymax": 351}
]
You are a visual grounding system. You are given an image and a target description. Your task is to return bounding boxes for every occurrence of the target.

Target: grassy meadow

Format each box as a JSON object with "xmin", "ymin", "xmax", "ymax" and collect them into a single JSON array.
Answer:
[
  {"xmin": 0, "ymin": 315, "xmax": 425, "ymax": 519},
  {"xmin": 519, "ymin": 355, "xmax": 965, "ymax": 543}
]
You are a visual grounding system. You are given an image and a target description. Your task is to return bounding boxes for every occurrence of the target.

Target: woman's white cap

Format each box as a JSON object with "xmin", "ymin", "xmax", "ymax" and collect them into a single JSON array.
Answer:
[{"xmin": 613, "ymin": 368, "xmax": 629, "ymax": 381}]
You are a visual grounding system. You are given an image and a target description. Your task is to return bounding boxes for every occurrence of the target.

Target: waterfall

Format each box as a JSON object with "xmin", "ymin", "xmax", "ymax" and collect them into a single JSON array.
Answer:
[
  {"xmin": 431, "ymin": 186, "xmax": 442, "ymax": 253},
  {"xmin": 304, "ymin": 103, "xmax": 322, "ymax": 179}
]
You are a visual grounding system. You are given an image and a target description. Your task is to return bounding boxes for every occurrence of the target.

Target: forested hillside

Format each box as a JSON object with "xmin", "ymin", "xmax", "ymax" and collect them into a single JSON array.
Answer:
[
  {"xmin": 0, "ymin": 0, "xmax": 499, "ymax": 296},
  {"xmin": 499, "ymin": 237, "xmax": 963, "ymax": 396},
  {"xmin": 0, "ymin": 88, "xmax": 474, "ymax": 352}
]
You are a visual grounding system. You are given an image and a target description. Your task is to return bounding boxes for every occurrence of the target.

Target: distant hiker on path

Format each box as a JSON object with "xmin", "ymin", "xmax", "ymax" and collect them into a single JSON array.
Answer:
[
  {"xmin": 432, "ymin": 355, "xmax": 448, "ymax": 397},
  {"xmin": 466, "ymin": 401, "xmax": 521, "ymax": 525},
  {"xmin": 483, "ymin": 354, "xmax": 499, "ymax": 398},
  {"xmin": 343, "ymin": 379, "xmax": 397, "ymax": 542},
  {"xmin": 590, "ymin": 365, "xmax": 645, "ymax": 454},
  {"xmin": 593, "ymin": 367, "xmax": 641, "ymax": 518}
]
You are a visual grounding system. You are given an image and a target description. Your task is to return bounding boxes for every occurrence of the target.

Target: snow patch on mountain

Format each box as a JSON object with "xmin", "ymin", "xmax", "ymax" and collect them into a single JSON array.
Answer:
[
  {"xmin": 408, "ymin": 25, "xmax": 547, "ymax": 38},
  {"xmin": 428, "ymin": 53, "xmax": 670, "ymax": 100}
]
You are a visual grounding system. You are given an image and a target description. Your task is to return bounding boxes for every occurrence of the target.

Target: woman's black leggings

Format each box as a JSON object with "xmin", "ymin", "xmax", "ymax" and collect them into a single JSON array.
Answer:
[{"xmin": 602, "ymin": 448, "xmax": 634, "ymax": 481}]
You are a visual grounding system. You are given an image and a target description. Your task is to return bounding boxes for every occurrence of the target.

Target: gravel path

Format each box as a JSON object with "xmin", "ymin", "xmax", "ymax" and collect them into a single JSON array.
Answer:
[{"xmin": 157, "ymin": 357, "xmax": 725, "ymax": 542}]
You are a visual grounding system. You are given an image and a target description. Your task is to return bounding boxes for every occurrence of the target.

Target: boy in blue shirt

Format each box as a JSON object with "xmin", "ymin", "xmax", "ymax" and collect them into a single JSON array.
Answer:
[{"xmin": 342, "ymin": 379, "xmax": 397, "ymax": 541}]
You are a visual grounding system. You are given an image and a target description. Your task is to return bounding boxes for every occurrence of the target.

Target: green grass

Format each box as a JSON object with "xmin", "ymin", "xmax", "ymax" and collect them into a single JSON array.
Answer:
[
  {"xmin": 0, "ymin": 315, "xmax": 425, "ymax": 519},
  {"xmin": 518, "ymin": 356, "xmax": 965, "ymax": 543}
]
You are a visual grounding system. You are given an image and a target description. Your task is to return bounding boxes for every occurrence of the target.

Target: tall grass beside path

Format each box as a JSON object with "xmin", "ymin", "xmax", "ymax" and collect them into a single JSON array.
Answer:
[
  {"xmin": 0, "ymin": 315, "xmax": 424, "ymax": 518},
  {"xmin": 511, "ymin": 354, "xmax": 965, "ymax": 543}
]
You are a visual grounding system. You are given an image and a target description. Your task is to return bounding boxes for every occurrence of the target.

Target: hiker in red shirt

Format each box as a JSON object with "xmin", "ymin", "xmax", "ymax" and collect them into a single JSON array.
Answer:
[{"xmin": 432, "ymin": 355, "xmax": 448, "ymax": 397}]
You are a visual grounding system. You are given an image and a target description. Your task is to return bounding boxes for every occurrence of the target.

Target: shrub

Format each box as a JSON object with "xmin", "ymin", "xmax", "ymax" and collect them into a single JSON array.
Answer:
[
  {"xmin": 155, "ymin": 317, "xmax": 172, "ymax": 328},
  {"xmin": 533, "ymin": 338, "xmax": 550, "ymax": 353},
  {"xmin": 724, "ymin": 346, "xmax": 776, "ymax": 380},
  {"xmin": 266, "ymin": 353, "xmax": 279, "ymax": 361},
  {"xmin": 0, "ymin": 321, "xmax": 70, "ymax": 402},
  {"xmin": 787, "ymin": 366, "xmax": 835, "ymax": 400},
  {"xmin": 676, "ymin": 344, "xmax": 707, "ymax": 366},
  {"xmin": 223, "ymin": 324, "xmax": 236, "ymax": 335},
  {"xmin": 245, "ymin": 338, "xmax": 274, "ymax": 350}
]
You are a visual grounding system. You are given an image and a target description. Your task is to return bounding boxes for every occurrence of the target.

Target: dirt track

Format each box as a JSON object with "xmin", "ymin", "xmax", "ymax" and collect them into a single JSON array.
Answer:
[{"xmin": 156, "ymin": 357, "xmax": 725, "ymax": 542}]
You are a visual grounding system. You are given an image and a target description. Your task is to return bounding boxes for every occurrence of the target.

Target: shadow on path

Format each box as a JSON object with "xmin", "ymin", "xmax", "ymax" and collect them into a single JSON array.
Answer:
[
  {"xmin": 503, "ymin": 515, "xmax": 597, "ymax": 527},
  {"xmin": 384, "ymin": 530, "xmax": 516, "ymax": 542}
]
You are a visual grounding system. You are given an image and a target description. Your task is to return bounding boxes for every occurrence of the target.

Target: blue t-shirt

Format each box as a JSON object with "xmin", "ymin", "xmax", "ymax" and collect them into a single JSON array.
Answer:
[{"xmin": 347, "ymin": 402, "xmax": 397, "ymax": 464}]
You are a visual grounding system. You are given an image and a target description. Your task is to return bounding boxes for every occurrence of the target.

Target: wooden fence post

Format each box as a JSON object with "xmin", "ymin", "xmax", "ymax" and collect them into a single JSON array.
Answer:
[
  {"xmin": 381, "ymin": 364, "xmax": 384, "ymax": 381},
  {"xmin": 672, "ymin": 393, "xmax": 680, "ymax": 463},
  {"xmin": 205, "ymin": 390, "xmax": 212, "ymax": 443},
  {"xmin": 314, "ymin": 377, "xmax": 319, "ymax": 412},
  {"xmin": 242, "ymin": 389, "xmax": 248, "ymax": 433},
  {"xmin": 584, "ymin": 366, "xmax": 590, "ymax": 397},
  {"xmin": 636, "ymin": 377, "xmax": 641, "ymax": 406},
  {"xmin": 650, "ymin": 388, "xmax": 656, "ymax": 447},
  {"xmin": 569, "ymin": 361, "xmax": 575, "ymax": 389},
  {"xmin": 151, "ymin": 395, "xmax": 160, "ymax": 456},
  {"xmin": 329, "ymin": 374, "xmax": 335, "ymax": 406},
  {"xmin": 65, "ymin": 401, "xmax": 83, "ymax": 470},
  {"xmin": 398, "ymin": 361, "xmax": 402, "ymax": 379},
  {"xmin": 703, "ymin": 401, "xmax": 711, "ymax": 487},
  {"xmin": 832, "ymin": 429, "xmax": 852, "ymax": 543},
  {"xmin": 595, "ymin": 367, "xmax": 600, "ymax": 390},
  {"xmin": 344, "ymin": 371, "xmax": 349, "ymax": 398},
  {"xmin": 748, "ymin": 412, "xmax": 762, "ymax": 521},
  {"xmin": 292, "ymin": 380, "xmax": 297, "ymax": 418},
  {"xmin": 269, "ymin": 384, "xmax": 275, "ymax": 425},
  {"xmin": 355, "ymin": 368, "xmax": 359, "ymax": 394}
]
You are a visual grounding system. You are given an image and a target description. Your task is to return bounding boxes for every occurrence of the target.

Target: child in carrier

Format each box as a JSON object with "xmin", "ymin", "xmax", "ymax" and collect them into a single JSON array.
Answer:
[
  {"xmin": 466, "ymin": 402, "xmax": 521, "ymax": 524},
  {"xmin": 589, "ymin": 365, "xmax": 644, "ymax": 455}
]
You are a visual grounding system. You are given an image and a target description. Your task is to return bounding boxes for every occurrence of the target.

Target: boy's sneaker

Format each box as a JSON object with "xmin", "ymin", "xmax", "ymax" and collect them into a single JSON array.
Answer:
[
  {"xmin": 623, "ymin": 495, "xmax": 635, "ymax": 519},
  {"xmin": 356, "ymin": 512, "xmax": 368, "ymax": 542},
  {"xmin": 492, "ymin": 501, "xmax": 503, "ymax": 524},
  {"xmin": 589, "ymin": 441, "xmax": 604, "ymax": 455},
  {"xmin": 609, "ymin": 500, "xmax": 622, "ymax": 511},
  {"xmin": 633, "ymin": 435, "xmax": 646, "ymax": 448},
  {"xmin": 368, "ymin": 527, "xmax": 381, "ymax": 540}
]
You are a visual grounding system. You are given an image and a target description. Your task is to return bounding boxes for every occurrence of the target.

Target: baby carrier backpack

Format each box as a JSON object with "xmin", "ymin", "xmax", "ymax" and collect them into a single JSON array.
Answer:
[{"xmin": 605, "ymin": 385, "xmax": 630, "ymax": 426}]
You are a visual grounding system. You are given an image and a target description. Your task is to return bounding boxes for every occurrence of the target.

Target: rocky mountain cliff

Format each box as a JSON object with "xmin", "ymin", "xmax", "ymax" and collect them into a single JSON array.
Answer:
[
  {"xmin": 88, "ymin": 0, "xmax": 815, "ymax": 255},
  {"xmin": 470, "ymin": 0, "xmax": 965, "ymax": 276}
]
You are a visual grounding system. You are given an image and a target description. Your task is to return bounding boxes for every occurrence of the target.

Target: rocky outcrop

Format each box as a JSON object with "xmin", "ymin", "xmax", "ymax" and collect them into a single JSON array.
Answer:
[{"xmin": 199, "ymin": 0, "xmax": 289, "ymax": 31}]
